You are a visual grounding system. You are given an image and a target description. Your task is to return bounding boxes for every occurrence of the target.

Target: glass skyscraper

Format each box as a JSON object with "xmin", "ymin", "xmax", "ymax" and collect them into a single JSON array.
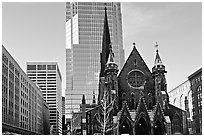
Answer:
[{"xmin": 65, "ymin": 2, "xmax": 125, "ymax": 114}]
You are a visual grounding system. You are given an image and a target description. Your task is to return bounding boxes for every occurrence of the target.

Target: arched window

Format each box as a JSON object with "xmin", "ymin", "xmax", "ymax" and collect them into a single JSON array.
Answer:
[
  {"xmin": 148, "ymin": 93, "xmax": 152, "ymax": 98},
  {"xmin": 148, "ymin": 93, "xmax": 152, "ymax": 109},
  {"xmin": 134, "ymin": 58, "xmax": 137, "ymax": 66},
  {"xmin": 197, "ymin": 85, "xmax": 202, "ymax": 108},
  {"xmin": 197, "ymin": 85, "xmax": 202, "ymax": 91},
  {"xmin": 122, "ymin": 93, "xmax": 126, "ymax": 103},
  {"xmin": 172, "ymin": 113, "xmax": 180, "ymax": 133},
  {"xmin": 131, "ymin": 93, "xmax": 135, "ymax": 98},
  {"xmin": 187, "ymin": 90, "xmax": 193, "ymax": 117},
  {"xmin": 173, "ymin": 98, "xmax": 176, "ymax": 105},
  {"xmin": 122, "ymin": 93, "xmax": 126, "ymax": 98},
  {"xmin": 131, "ymin": 93, "xmax": 135, "ymax": 109},
  {"xmin": 179, "ymin": 94, "xmax": 184, "ymax": 109},
  {"xmin": 197, "ymin": 85, "xmax": 202, "ymax": 99},
  {"xmin": 148, "ymin": 100, "xmax": 152, "ymax": 109},
  {"xmin": 92, "ymin": 114, "xmax": 101, "ymax": 134}
]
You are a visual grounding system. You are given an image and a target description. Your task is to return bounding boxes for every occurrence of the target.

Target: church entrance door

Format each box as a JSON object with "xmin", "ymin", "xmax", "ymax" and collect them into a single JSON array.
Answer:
[
  {"xmin": 153, "ymin": 120, "xmax": 165, "ymax": 135},
  {"xmin": 119, "ymin": 120, "xmax": 132, "ymax": 135},
  {"xmin": 135, "ymin": 117, "xmax": 149, "ymax": 135}
]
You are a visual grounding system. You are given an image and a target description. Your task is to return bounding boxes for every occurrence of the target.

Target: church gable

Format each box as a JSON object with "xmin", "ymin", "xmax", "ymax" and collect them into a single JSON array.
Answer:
[
  {"xmin": 117, "ymin": 45, "xmax": 155, "ymax": 110},
  {"xmin": 118, "ymin": 46, "xmax": 152, "ymax": 79}
]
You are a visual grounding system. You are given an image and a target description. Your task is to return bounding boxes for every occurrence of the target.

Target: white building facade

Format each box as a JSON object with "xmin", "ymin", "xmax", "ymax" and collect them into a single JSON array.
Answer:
[
  {"xmin": 26, "ymin": 62, "xmax": 62, "ymax": 134},
  {"xmin": 168, "ymin": 80, "xmax": 193, "ymax": 119},
  {"xmin": 2, "ymin": 45, "xmax": 49, "ymax": 135}
]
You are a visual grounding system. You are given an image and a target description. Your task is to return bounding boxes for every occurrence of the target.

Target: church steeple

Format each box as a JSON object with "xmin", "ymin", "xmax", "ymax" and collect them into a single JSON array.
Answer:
[
  {"xmin": 100, "ymin": 6, "xmax": 112, "ymax": 77},
  {"xmin": 152, "ymin": 42, "xmax": 168, "ymax": 110},
  {"xmin": 154, "ymin": 43, "xmax": 163, "ymax": 67},
  {"xmin": 105, "ymin": 46, "xmax": 118, "ymax": 74},
  {"xmin": 152, "ymin": 42, "xmax": 166, "ymax": 73}
]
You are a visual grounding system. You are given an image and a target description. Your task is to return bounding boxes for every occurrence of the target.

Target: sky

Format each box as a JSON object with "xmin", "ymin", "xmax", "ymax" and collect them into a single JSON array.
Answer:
[{"xmin": 2, "ymin": 2, "xmax": 202, "ymax": 96}]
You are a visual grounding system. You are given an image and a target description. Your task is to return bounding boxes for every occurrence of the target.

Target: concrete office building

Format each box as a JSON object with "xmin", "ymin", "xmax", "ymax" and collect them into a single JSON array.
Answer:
[
  {"xmin": 26, "ymin": 62, "xmax": 62, "ymax": 134},
  {"xmin": 2, "ymin": 45, "xmax": 50, "ymax": 135},
  {"xmin": 65, "ymin": 2, "xmax": 125, "ymax": 114}
]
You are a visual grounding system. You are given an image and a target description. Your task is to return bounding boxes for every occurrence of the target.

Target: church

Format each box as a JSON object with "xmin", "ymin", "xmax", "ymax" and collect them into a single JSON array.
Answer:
[{"xmin": 76, "ymin": 7, "xmax": 189, "ymax": 135}]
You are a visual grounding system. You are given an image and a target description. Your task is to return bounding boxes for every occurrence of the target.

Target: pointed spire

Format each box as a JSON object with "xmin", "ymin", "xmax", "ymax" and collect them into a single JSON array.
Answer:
[
  {"xmin": 106, "ymin": 46, "xmax": 115, "ymax": 64},
  {"xmin": 92, "ymin": 90, "xmax": 96, "ymax": 104},
  {"xmin": 154, "ymin": 42, "xmax": 163, "ymax": 66},
  {"xmin": 100, "ymin": 5, "xmax": 111, "ymax": 77},
  {"xmin": 82, "ymin": 94, "xmax": 86, "ymax": 104}
]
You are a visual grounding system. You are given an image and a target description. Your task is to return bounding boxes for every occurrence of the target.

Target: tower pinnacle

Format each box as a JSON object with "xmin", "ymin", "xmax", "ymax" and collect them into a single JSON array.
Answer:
[
  {"xmin": 82, "ymin": 94, "xmax": 86, "ymax": 104},
  {"xmin": 154, "ymin": 42, "xmax": 163, "ymax": 67},
  {"xmin": 155, "ymin": 42, "xmax": 159, "ymax": 52},
  {"xmin": 92, "ymin": 90, "xmax": 96, "ymax": 104}
]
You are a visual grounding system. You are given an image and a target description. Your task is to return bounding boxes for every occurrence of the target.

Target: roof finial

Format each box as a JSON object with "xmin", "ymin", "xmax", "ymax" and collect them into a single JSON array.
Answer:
[
  {"xmin": 82, "ymin": 94, "xmax": 86, "ymax": 104},
  {"xmin": 133, "ymin": 42, "xmax": 136, "ymax": 47},
  {"xmin": 155, "ymin": 42, "xmax": 159, "ymax": 52}
]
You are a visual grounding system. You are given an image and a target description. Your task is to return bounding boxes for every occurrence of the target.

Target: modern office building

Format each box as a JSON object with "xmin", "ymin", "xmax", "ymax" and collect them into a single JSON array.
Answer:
[
  {"xmin": 188, "ymin": 68, "xmax": 202, "ymax": 134},
  {"xmin": 65, "ymin": 2, "xmax": 125, "ymax": 114},
  {"xmin": 2, "ymin": 45, "xmax": 50, "ymax": 135},
  {"xmin": 26, "ymin": 62, "xmax": 62, "ymax": 134}
]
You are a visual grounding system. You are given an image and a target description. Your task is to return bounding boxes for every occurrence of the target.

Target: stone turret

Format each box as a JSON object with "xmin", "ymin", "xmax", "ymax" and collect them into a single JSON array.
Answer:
[{"xmin": 152, "ymin": 42, "xmax": 168, "ymax": 111}]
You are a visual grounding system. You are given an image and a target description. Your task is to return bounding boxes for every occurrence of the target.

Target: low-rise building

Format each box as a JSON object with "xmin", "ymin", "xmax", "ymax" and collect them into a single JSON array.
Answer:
[
  {"xmin": 168, "ymin": 68, "xmax": 202, "ymax": 134},
  {"xmin": 2, "ymin": 45, "xmax": 50, "ymax": 134}
]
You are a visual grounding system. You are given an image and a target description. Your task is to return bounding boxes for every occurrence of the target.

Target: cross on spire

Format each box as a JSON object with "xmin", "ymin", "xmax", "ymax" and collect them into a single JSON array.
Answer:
[
  {"xmin": 133, "ymin": 42, "xmax": 136, "ymax": 47},
  {"xmin": 154, "ymin": 42, "xmax": 163, "ymax": 66},
  {"xmin": 155, "ymin": 42, "xmax": 159, "ymax": 52}
]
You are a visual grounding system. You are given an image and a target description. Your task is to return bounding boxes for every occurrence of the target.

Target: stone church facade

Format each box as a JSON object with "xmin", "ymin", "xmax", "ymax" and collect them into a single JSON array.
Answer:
[{"xmin": 79, "ymin": 7, "xmax": 189, "ymax": 135}]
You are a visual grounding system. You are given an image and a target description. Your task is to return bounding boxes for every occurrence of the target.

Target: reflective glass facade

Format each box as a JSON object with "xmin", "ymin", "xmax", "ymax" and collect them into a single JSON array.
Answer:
[{"xmin": 65, "ymin": 2, "xmax": 125, "ymax": 113}]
